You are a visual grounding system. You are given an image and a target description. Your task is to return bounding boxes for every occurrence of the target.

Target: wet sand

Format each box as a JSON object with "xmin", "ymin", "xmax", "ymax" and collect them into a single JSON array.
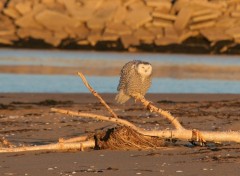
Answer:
[
  {"xmin": 1, "ymin": 64, "xmax": 240, "ymax": 80},
  {"xmin": 0, "ymin": 93, "xmax": 240, "ymax": 176}
]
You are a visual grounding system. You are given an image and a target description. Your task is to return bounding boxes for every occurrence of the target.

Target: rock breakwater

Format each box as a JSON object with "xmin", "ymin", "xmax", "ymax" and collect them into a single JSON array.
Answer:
[{"xmin": 1, "ymin": 0, "xmax": 240, "ymax": 53}]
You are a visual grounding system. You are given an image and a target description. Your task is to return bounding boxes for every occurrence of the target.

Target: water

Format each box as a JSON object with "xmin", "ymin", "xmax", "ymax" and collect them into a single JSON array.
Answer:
[
  {"xmin": 0, "ymin": 49, "xmax": 240, "ymax": 93},
  {"xmin": 0, "ymin": 49, "xmax": 240, "ymax": 67},
  {"xmin": 0, "ymin": 74, "xmax": 240, "ymax": 93}
]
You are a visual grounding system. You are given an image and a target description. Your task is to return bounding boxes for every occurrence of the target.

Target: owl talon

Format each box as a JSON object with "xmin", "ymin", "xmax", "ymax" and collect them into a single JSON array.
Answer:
[
  {"xmin": 132, "ymin": 93, "xmax": 144, "ymax": 100},
  {"xmin": 190, "ymin": 129, "xmax": 206, "ymax": 146},
  {"xmin": 145, "ymin": 101, "xmax": 153, "ymax": 111}
]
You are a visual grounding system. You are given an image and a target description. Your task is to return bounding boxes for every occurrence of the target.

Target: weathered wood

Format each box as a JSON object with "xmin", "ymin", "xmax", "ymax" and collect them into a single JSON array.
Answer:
[
  {"xmin": 1, "ymin": 72, "xmax": 240, "ymax": 153},
  {"xmin": 78, "ymin": 72, "xmax": 119, "ymax": 119},
  {"xmin": 52, "ymin": 107, "xmax": 240, "ymax": 144},
  {"xmin": 0, "ymin": 141, "xmax": 95, "ymax": 153}
]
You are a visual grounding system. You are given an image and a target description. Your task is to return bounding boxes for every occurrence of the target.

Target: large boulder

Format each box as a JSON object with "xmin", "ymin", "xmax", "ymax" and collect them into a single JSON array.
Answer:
[{"xmin": 35, "ymin": 9, "xmax": 80, "ymax": 31}]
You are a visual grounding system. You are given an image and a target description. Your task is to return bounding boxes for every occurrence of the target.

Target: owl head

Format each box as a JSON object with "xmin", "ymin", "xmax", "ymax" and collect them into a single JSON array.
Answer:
[{"xmin": 136, "ymin": 61, "xmax": 152, "ymax": 77}]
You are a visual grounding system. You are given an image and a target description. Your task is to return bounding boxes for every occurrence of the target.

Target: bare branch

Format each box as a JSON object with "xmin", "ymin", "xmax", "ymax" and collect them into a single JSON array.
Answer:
[
  {"xmin": 51, "ymin": 108, "xmax": 140, "ymax": 131},
  {"xmin": 2, "ymin": 72, "xmax": 240, "ymax": 153},
  {"xmin": 77, "ymin": 72, "xmax": 118, "ymax": 119},
  {"xmin": 0, "ymin": 140, "xmax": 95, "ymax": 153},
  {"xmin": 132, "ymin": 95, "xmax": 184, "ymax": 130},
  {"xmin": 51, "ymin": 108, "xmax": 240, "ymax": 143},
  {"xmin": 59, "ymin": 135, "xmax": 89, "ymax": 143}
]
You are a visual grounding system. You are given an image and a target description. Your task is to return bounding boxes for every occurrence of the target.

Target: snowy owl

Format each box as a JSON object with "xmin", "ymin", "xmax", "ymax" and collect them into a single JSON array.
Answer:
[{"xmin": 115, "ymin": 60, "xmax": 152, "ymax": 104}]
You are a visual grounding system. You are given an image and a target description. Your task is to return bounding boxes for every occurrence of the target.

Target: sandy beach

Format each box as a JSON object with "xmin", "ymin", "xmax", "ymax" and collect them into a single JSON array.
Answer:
[
  {"xmin": 1, "ymin": 93, "xmax": 240, "ymax": 176},
  {"xmin": 1, "ymin": 64, "xmax": 240, "ymax": 80},
  {"xmin": 1, "ymin": 0, "xmax": 240, "ymax": 175}
]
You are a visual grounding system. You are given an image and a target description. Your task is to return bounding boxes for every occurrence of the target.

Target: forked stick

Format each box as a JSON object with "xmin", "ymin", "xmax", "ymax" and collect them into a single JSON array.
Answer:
[
  {"xmin": 2, "ymin": 106, "xmax": 240, "ymax": 153},
  {"xmin": 51, "ymin": 108, "xmax": 240, "ymax": 143},
  {"xmin": 51, "ymin": 108, "xmax": 140, "ymax": 131},
  {"xmin": 1, "ymin": 72, "xmax": 240, "ymax": 153},
  {"xmin": 78, "ymin": 71, "xmax": 182, "ymax": 129},
  {"xmin": 77, "ymin": 72, "xmax": 118, "ymax": 119},
  {"xmin": 132, "ymin": 95, "xmax": 184, "ymax": 130}
]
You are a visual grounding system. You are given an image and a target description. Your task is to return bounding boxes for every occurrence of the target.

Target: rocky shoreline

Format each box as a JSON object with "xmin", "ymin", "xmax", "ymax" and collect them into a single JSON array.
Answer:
[{"xmin": 1, "ymin": 0, "xmax": 240, "ymax": 54}]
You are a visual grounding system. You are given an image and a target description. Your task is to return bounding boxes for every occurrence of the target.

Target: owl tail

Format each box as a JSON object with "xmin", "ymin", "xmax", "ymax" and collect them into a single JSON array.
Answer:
[{"xmin": 115, "ymin": 90, "xmax": 130, "ymax": 104}]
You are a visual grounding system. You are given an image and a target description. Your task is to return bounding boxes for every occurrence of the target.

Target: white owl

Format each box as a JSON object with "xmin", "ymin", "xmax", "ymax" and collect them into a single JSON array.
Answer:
[{"xmin": 115, "ymin": 60, "xmax": 152, "ymax": 104}]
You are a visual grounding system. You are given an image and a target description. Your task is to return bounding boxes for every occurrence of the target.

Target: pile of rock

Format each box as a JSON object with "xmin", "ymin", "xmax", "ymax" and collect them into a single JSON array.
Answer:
[{"xmin": 0, "ymin": 0, "xmax": 240, "ymax": 53}]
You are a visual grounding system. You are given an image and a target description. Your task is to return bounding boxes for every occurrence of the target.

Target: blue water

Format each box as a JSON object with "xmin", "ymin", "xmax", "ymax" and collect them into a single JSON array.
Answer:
[
  {"xmin": 0, "ymin": 49, "xmax": 240, "ymax": 93},
  {"xmin": 0, "ymin": 74, "xmax": 240, "ymax": 93},
  {"xmin": 0, "ymin": 49, "xmax": 240, "ymax": 67}
]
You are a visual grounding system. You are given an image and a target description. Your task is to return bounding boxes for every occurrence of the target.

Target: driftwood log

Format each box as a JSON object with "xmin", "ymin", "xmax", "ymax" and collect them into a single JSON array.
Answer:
[{"xmin": 0, "ymin": 72, "xmax": 240, "ymax": 153}]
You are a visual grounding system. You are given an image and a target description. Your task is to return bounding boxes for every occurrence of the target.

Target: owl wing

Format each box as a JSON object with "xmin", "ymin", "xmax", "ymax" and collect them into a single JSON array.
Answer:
[
  {"xmin": 141, "ymin": 76, "xmax": 152, "ymax": 95},
  {"xmin": 117, "ymin": 61, "xmax": 137, "ymax": 91}
]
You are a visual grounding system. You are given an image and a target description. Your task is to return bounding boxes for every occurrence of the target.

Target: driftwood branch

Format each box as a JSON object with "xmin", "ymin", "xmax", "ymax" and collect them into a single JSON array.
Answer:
[
  {"xmin": 132, "ymin": 95, "xmax": 184, "ymax": 130},
  {"xmin": 77, "ymin": 72, "xmax": 118, "ymax": 119},
  {"xmin": 0, "ymin": 140, "xmax": 95, "ymax": 153},
  {"xmin": 51, "ymin": 108, "xmax": 240, "ymax": 143},
  {"xmin": 79, "ymin": 71, "xmax": 182, "ymax": 130},
  {"xmin": 1, "ymin": 72, "xmax": 240, "ymax": 153},
  {"xmin": 51, "ymin": 108, "xmax": 140, "ymax": 131}
]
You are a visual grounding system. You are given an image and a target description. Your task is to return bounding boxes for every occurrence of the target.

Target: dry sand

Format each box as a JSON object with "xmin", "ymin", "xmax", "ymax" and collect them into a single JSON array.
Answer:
[{"xmin": 0, "ymin": 93, "xmax": 240, "ymax": 176}]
